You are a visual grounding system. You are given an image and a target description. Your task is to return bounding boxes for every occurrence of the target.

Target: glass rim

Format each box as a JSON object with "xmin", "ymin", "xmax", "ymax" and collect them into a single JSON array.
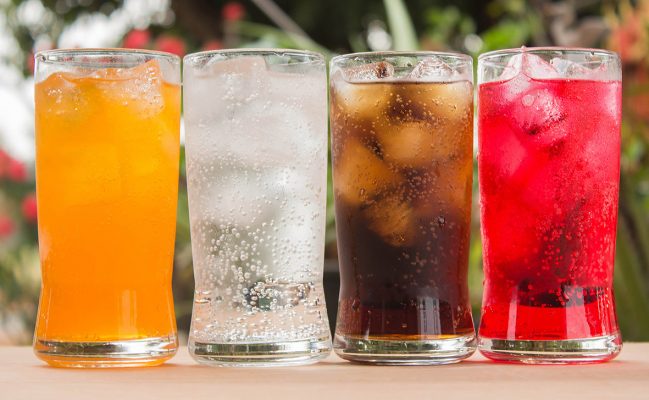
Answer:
[
  {"xmin": 184, "ymin": 48, "xmax": 325, "ymax": 64},
  {"xmin": 331, "ymin": 50, "xmax": 473, "ymax": 65},
  {"xmin": 479, "ymin": 46, "xmax": 619, "ymax": 62},
  {"xmin": 35, "ymin": 48, "xmax": 181, "ymax": 65}
]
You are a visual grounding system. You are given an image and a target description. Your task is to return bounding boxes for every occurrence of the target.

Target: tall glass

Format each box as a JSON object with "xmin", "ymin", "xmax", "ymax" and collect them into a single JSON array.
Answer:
[
  {"xmin": 183, "ymin": 49, "xmax": 331, "ymax": 366},
  {"xmin": 330, "ymin": 52, "xmax": 476, "ymax": 364},
  {"xmin": 33, "ymin": 49, "xmax": 181, "ymax": 367},
  {"xmin": 477, "ymin": 48, "xmax": 622, "ymax": 363}
]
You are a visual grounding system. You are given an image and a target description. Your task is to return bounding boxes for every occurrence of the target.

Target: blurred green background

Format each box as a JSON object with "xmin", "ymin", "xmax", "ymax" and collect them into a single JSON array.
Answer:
[{"xmin": 0, "ymin": 0, "xmax": 648, "ymax": 344}]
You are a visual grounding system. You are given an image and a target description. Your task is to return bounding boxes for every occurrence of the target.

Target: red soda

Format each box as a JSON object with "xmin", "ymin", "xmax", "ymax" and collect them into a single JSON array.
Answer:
[{"xmin": 477, "ymin": 52, "xmax": 622, "ymax": 362}]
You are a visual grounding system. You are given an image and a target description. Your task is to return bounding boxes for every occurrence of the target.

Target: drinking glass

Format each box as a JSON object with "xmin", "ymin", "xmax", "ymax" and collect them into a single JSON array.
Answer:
[
  {"xmin": 183, "ymin": 49, "xmax": 332, "ymax": 366},
  {"xmin": 330, "ymin": 52, "xmax": 476, "ymax": 364},
  {"xmin": 477, "ymin": 47, "xmax": 622, "ymax": 363},
  {"xmin": 33, "ymin": 49, "xmax": 181, "ymax": 367}
]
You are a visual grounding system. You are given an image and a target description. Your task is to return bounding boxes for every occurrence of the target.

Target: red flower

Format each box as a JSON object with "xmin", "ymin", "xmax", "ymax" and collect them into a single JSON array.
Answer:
[
  {"xmin": 0, "ymin": 149, "xmax": 9, "ymax": 179},
  {"xmin": 26, "ymin": 51, "xmax": 35, "ymax": 75},
  {"xmin": 123, "ymin": 29, "xmax": 151, "ymax": 49},
  {"xmin": 7, "ymin": 158, "xmax": 27, "ymax": 182},
  {"xmin": 154, "ymin": 35, "xmax": 186, "ymax": 57},
  {"xmin": 21, "ymin": 194, "xmax": 37, "ymax": 223},
  {"xmin": 0, "ymin": 216, "xmax": 14, "ymax": 238},
  {"xmin": 202, "ymin": 39, "xmax": 223, "ymax": 51},
  {"xmin": 222, "ymin": 2, "xmax": 245, "ymax": 22},
  {"xmin": 626, "ymin": 67, "xmax": 649, "ymax": 121}
]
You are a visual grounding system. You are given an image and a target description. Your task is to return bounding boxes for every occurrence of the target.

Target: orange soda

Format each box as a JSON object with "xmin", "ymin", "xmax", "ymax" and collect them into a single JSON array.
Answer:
[{"xmin": 33, "ymin": 57, "xmax": 180, "ymax": 367}]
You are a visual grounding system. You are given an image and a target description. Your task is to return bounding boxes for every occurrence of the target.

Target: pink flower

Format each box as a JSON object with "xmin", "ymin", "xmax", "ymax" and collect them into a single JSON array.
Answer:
[
  {"xmin": 154, "ymin": 35, "xmax": 186, "ymax": 57},
  {"xmin": 202, "ymin": 39, "xmax": 223, "ymax": 51},
  {"xmin": 21, "ymin": 194, "xmax": 37, "ymax": 223},
  {"xmin": 222, "ymin": 2, "xmax": 245, "ymax": 22},
  {"xmin": 123, "ymin": 29, "xmax": 151, "ymax": 49},
  {"xmin": 7, "ymin": 158, "xmax": 26, "ymax": 182},
  {"xmin": 0, "ymin": 216, "xmax": 14, "ymax": 238}
]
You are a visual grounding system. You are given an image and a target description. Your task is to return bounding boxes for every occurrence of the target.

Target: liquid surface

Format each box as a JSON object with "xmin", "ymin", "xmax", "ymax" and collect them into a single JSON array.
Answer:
[
  {"xmin": 330, "ymin": 78, "xmax": 475, "ymax": 340},
  {"xmin": 34, "ymin": 60, "xmax": 180, "ymax": 341},
  {"xmin": 478, "ymin": 75, "xmax": 621, "ymax": 340}
]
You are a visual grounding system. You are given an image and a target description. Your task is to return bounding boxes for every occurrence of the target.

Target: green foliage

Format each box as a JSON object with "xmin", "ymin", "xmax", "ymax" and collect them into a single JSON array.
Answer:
[
  {"xmin": 424, "ymin": 6, "xmax": 476, "ymax": 49},
  {"xmin": 479, "ymin": 20, "xmax": 531, "ymax": 52}
]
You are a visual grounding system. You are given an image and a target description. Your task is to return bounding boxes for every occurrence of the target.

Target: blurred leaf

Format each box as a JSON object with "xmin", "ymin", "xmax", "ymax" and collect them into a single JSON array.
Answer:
[
  {"xmin": 424, "ymin": 6, "xmax": 475, "ymax": 49},
  {"xmin": 480, "ymin": 19, "xmax": 530, "ymax": 52},
  {"xmin": 383, "ymin": 0, "xmax": 418, "ymax": 51},
  {"xmin": 348, "ymin": 33, "xmax": 368, "ymax": 54}
]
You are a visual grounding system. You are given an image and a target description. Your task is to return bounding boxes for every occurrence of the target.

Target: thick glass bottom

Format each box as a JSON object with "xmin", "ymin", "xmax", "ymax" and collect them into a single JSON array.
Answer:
[
  {"xmin": 478, "ymin": 334, "xmax": 622, "ymax": 364},
  {"xmin": 189, "ymin": 336, "xmax": 332, "ymax": 367},
  {"xmin": 333, "ymin": 333, "xmax": 477, "ymax": 365},
  {"xmin": 33, "ymin": 336, "xmax": 178, "ymax": 368}
]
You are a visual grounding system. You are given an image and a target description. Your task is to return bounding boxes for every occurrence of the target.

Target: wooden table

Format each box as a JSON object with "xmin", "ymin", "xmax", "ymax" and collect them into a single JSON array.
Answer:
[{"xmin": 1, "ymin": 344, "xmax": 648, "ymax": 399}]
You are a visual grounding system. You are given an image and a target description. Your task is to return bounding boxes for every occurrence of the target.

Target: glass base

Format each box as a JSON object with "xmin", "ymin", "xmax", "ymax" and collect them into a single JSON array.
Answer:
[
  {"xmin": 333, "ymin": 333, "xmax": 477, "ymax": 365},
  {"xmin": 478, "ymin": 334, "xmax": 622, "ymax": 364},
  {"xmin": 189, "ymin": 336, "xmax": 332, "ymax": 367},
  {"xmin": 33, "ymin": 336, "xmax": 178, "ymax": 368}
]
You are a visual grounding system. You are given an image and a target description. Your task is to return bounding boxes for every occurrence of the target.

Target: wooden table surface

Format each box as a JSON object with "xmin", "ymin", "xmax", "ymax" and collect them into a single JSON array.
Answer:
[{"xmin": 1, "ymin": 344, "xmax": 648, "ymax": 399}]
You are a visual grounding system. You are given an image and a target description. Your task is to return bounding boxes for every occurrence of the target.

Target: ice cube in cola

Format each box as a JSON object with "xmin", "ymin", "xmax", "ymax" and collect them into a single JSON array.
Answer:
[{"xmin": 330, "ymin": 54, "xmax": 475, "ymax": 364}]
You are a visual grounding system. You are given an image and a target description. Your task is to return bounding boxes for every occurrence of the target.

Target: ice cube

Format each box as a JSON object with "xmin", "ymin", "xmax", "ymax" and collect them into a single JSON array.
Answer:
[
  {"xmin": 38, "ymin": 72, "xmax": 89, "ymax": 118},
  {"xmin": 190, "ymin": 55, "xmax": 267, "ymax": 78},
  {"xmin": 409, "ymin": 57, "xmax": 454, "ymax": 81},
  {"xmin": 331, "ymin": 73, "xmax": 392, "ymax": 122},
  {"xmin": 262, "ymin": 168, "xmax": 325, "ymax": 278},
  {"xmin": 479, "ymin": 120, "xmax": 527, "ymax": 181},
  {"xmin": 377, "ymin": 121, "xmax": 446, "ymax": 168},
  {"xmin": 498, "ymin": 54, "xmax": 524, "ymax": 81},
  {"xmin": 363, "ymin": 194, "xmax": 415, "ymax": 247},
  {"xmin": 494, "ymin": 57, "xmax": 568, "ymax": 148},
  {"xmin": 396, "ymin": 80, "xmax": 473, "ymax": 129},
  {"xmin": 184, "ymin": 57, "xmax": 269, "ymax": 130},
  {"xmin": 185, "ymin": 56, "xmax": 326, "ymax": 170},
  {"xmin": 499, "ymin": 53, "xmax": 559, "ymax": 81},
  {"xmin": 550, "ymin": 57, "xmax": 616, "ymax": 81},
  {"xmin": 334, "ymin": 138, "xmax": 402, "ymax": 206},
  {"xmin": 187, "ymin": 167, "xmax": 277, "ymax": 228},
  {"xmin": 92, "ymin": 60, "xmax": 166, "ymax": 118},
  {"xmin": 413, "ymin": 156, "xmax": 472, "ymax": 219},
  {"xmin": 550, "ymin": 58, "xmax": 591, "ymax": 78},
  {"xmin": 341, "ymin": 61, "xmax": 395, "ymax": 82},
  {"xmin": 509, "ymin": 86, "xmax": 567, "ymax": 147}
]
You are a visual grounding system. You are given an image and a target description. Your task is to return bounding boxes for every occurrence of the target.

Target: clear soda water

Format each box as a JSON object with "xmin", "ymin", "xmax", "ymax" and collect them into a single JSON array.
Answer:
[{"xmin": 183, "ymin": 53, "xmax": 331, "ymax": 366}]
